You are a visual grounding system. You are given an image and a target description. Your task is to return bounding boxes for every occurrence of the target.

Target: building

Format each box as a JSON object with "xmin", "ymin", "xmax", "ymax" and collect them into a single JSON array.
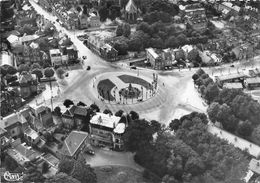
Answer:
[
  {"xmin": 30, "ymin": 105, "xmax": 54, "ymax": 131},
  {"xmin": 49, "ymin": 49, "xmax": 64, "ymax": 66},
  {"xmin": 62, "ymin": 105, "xmax": 89, "ymax": 130},
  {"xmin": 89, "ymin": 112, "xmax": 126, "ymax": 150},
  {"xmin": 0, "ymin": 111, "xmax": 29, "ymax": 139},
  {"xmin": 215, "ymin": 73, "xmax": 247, "ymax": 87},
  {"xmin": 244, "ymin": 77, "xmax": 260, "ymax": 90},
  {"xmin": 122, "ymin": 0, "xmax": 140, "ymax": 23},
  {"xmin": 146, "ymin": 48, "xmax": 163, "ymax": 70},
  {"xmin": 19, "ymin": 72, "xmax": 38, "ymax": 99},
  {"xmin": 78, "ymin": 11, "xmax": 89, "ymax": 29},
  {"xmin": 23, "ymin": 127, "xmax": 40, "ymax": 145},
  {"xmin": 0, "ymin": 127, "xmax": 10, "ymax": 151},
  {"xmin": 100, "ymin": 43, "xmax": 118, "ymax": 61},
  {"xmin": 245, "ymin": 159, "xmax": 260, "ymax": 183},
  {"xmin": 216, "ymin": 2, "xmax": 240, "ymax": 18},
  {"xmin": 88, "ymin": 12, "xmax": 101, "ymax": 28},
  {"xmin": 223, "ymin": 82, "xmax": 243, "ymax": 90},
  {"xmin": 59, "ymin": 130, "xmax": 89, "ymax": 159}
]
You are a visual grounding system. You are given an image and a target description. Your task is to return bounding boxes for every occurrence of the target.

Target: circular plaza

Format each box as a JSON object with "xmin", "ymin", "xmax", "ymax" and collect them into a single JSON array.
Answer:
[{"xmin": 93, "ymin": 72, "xmax": 159, "ymax": 105}]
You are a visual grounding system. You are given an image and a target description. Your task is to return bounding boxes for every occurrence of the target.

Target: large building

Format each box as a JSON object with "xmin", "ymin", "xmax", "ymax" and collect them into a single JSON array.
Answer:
[
  {"xmin": 122, "ymin": 0, "xmax": 140, "ymax": 24},
  {"xmin": 215, "ymin": 73, "xmax": 247, "ymax": 87},
  {"xmin": 89, "ymin": 113, "xmax": 125, "ymax": 150}
]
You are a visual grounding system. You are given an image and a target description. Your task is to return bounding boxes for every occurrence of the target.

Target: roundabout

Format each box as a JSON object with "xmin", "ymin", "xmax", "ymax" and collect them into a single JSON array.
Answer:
[{"xmin": 95, "ymin": 72, "xmax": 158, "ymax": 105}]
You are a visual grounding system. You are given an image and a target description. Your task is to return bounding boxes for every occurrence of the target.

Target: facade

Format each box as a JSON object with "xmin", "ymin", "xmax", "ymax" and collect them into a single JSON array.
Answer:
[
  {"xmin": 49, "ymin": 49, "xmax": 62, "ymax": 66},
  {"xmin": 0, "ymin": 111, "xmax": 29, "ymax": 139},
  {"xmin": 122, "ymin": 0, "xmax": 140, "ymax": 23},
  {"xmin": 19, "ymin": 72, "xmax": 38, "ymax": 99},
  {"xmin": 100, "ymin": 43, "xmax": 118, "ymax": 61},
  {"xmin": 223, "ymin": 82, "xmax": 243, "ymax": 90},
  {"xmin": 215, "ymin": 73, "xmax": 247, "ymax": 87},
  {"xmin": 88, "ymin": 12, "xmax": 101, "ymax": 28},
  {"xmin": 60, "ymin": 130, "xmax": 89, "ymax": 159},
  {"xmin": 146, "ymin": 48, "xmax": 163, "ymax": 70},
  {"xmin": 89, "ymin": 113, "xmax": 125, "ymax": 150},
  {"xmin": 244, "ymin": 77, "xmax": 260, "ymax": 90},
  {"xmin": 62, "ymin": 105, "xmax": 89, "ymax": 130}
]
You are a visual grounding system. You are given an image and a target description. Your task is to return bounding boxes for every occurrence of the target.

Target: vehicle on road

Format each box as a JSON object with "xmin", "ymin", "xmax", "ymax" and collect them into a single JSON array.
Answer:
[
  {"xmin": 131, "ymin": 66, "xmax": 137, "ymax": 70},
  {"xmin": 230, "ymin": 65, "xmax": 235, "ymax": 67},
  {"xmin": 86, "ymin": 66, "xmax": 91, "ymax": 70}
]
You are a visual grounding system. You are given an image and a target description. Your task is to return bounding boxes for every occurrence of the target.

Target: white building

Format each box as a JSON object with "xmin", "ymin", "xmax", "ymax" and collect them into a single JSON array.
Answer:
[
  {"xmin": 49, "ymin": 49, "xmax": 68, "ymax": 66},
  {"xmin": 89, "ymin": 113, "xmax": 126, "ymax": 150}
]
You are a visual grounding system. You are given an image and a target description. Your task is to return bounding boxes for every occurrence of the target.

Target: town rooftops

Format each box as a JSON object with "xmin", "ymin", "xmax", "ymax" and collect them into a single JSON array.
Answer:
[
  {"xmin": 63, "ymin": 105, "xmax": 89, "ymax": 117},
  {"xmin": 182, "ymin": 45, "xmax": 193, "ymax": 53},
  {"xmin": 215, "ymin": 73, "xmax": 247, "ymax": 81},
  {"xmin": 249, "ymin": 159, "xmax": 260, "ymax": 175},
  {"xmin": 223, "ymin": 82, "xmax": 243, "ymax": 89},
  {"xmin": 90, "ymin": 112, "xmax": 121, "ymax": 129},
  {"xmin": 146, "ymin": 48, "xmax": 159, "ymax": 59},
  {"xmin": 1, "ymin": 112, "xmax": 27, "ymax": 130},
  {"xmin": 19, "ymin": 35, "xmax": 40, "ymax": 43},
  {"xmin": 245, "ymin": 77, "xmax": 260, "ymax": 84},
  {"xmin": 60, "ymin": 130, "xmax": 88, "ymax": 157},
  {"xmin": 0, "ymin": 53, "xmax": 13, "ymax": 67}
]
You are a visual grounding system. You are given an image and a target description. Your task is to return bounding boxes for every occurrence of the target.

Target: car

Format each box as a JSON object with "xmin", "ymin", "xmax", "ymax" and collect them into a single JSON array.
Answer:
[
  {"xmin": 131, "ymin": 66, "xmax": 137, "ymax": 70},
  {"xmin": 85, "ymin": 149, "xmax": 95, "ymax": 155},
  {"xmin": 65, "ymin": 73, "xmax": 69, "ymax": 77},
  {"xmin": 230, "ymin": 65, "xmax": 235, "ymax": 67}
]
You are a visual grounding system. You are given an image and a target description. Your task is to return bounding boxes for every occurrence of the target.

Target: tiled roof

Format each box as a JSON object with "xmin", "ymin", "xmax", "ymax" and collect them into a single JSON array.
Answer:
[
  {"xmin": 74, "ymin": 106, "xmax": 88, "ymax": 116},
  {"xmin": 125, "ymin": 0, "xmax": 138, "ymax": 13},
  {"xmin": 60, "ymin": 131, "xmax": 88, "ymax": 157}
]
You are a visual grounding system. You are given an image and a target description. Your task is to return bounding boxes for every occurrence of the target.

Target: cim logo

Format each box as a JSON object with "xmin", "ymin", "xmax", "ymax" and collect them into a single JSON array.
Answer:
[{"xmin": 3, "ymin": 171, "xmax": 24, "ymax": 182}]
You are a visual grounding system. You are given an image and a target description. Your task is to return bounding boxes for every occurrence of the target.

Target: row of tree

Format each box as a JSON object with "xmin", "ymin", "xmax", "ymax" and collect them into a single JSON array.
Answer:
[
  {"xmin": 123, "ymin": 111, "xmax": 249, "ymax": 183},
  {"xmin": 193, "ymin": 69, "xmax": 260, "ymax": 145}
]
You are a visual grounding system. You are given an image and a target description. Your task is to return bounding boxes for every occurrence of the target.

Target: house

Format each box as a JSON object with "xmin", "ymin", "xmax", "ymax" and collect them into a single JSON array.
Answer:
[
  {"xmin": 88, "ymin": 12, "xmax": 101, "ymax": 28},
  {"xmin": 78, "ymin": 11, "xmax": 89, "ymax": 29},
  {"xmin": 215, "ymin": 73, "xmax": 247, "ymax": 87},
  {"xmin": 89, "ymin": 112, "xmax": 126, "ymax": 150},
  {"xmin": 64, "ymin": 45, "xmax": 78, "ymax": 64},
  {"xmin": 0, "ymin": 111, "xmax": 29, "ymax": 139},
  {"xmin": 0, "ymin": 127, "xmax": 10, "ymax": 151},
  {"xmin": 0, "ymin": 52, "xmax": 16, "ymax": 68},
  {"xmin": 59, "ymin": 130, "xmax": 89, "ymax": 159},
  {"xmin": 122, "ymin": 0, "xmax": 140, "ymax": 23},
  {"xmin": 86, "ymin": 35, "xmax": 104, "ymax": 54},
  {"xmin": 100, "ymin": 43, "xmax": 118, "ymax": 61},
  {"xmin": 19, "ymin": 72, "xmax": 38, "ymax": 99},
  {"xmin": 23, "ymin": 127, "xmax": 40, "ymax": 145},
  {"xmin": 30, "ymin": 105, "xmax": 54, "ymax": 131},
  {"xmin": 62, "ymin": 105, "xmax": 89, "ymax": 130},
  {"xmin": 146, "ymin": 48, "xmax": 163, "ymax": 70},
  {"xmin": 244, "ymin": 77, "xmax": 260, "ymax": 90},
  {"xmin": 49, "ymin": 49, "xmax": 65, "ymax": 66},
  {"xmin": 245, "ymin": 159, "xmax": 260, "ymax": 183}
]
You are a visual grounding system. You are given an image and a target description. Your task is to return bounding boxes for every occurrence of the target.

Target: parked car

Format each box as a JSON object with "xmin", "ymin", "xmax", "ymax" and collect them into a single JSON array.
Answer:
[
  {"xmin": 86, "ymin": 66, "xmax": 91, "ymax": 70},
  {"xmin": 131, "ymin": 66, "xmax": 137, "ymax": 70},
  {"xmin": 230, "ymin": 65, "xmax": 235, "ymax": 67},
  {"xmin": 85, "ymin": 148, "xmax": 95, "ymax": 155}
]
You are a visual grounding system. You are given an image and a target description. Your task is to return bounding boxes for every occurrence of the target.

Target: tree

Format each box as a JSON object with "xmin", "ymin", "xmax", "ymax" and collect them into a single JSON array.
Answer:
[
  {"xmin": 63, "ymin": 99, "xmax": 74, "ymax": 108},
  {"xmin": 207, "ymin": 102, "xmax": 220, "ymax": 123},
  {"xmin": 192, "ymin": 73, "xmax": 199, "ymax": 81},
  {"xmin": 129, "ymin": 111, "xmax": 139, "ymax": 121},
  {"xmin": 176, "ymin": 34, "xmax": 187, "ymax": 46},
  {"xmin": 45, "ymin": 173, "xmax": 80, "ymax": 183},
  {"xmin": 166, "ymin": 36, "xmax": 179, "ymax": 48},
  {"xmin": 184, "ymin": 156, "xmax": 205, "ymax": 176},
  {"xmin": 169, "ymin": 119, "xmax": 181, "ymax": 131},
  {"xmin": 56, "ymin": 68, "xmax": 65, "ymax": 79},
  {"xmin": 109, "ymin": 5, "xmax": 121, "ymax": 20},
  {"xmin": 113, "ymin": 41, "xmax": 128, "ymax": 55},
  {"xmin": 31, "ymin": 68, "xmax": 43, "ymax": 82},
  {"xmin": 58, "ymin": 158, "xmax": 97, "ymax": 183},
  {"xmin": 4, "ymin": 155, "xmax": 18, "ymax": 171},
  {"xmin": 89, "ymin": 103, "xmax": 99, "ymax": 112},
  {"xmin": 252, "ymin": 125, "xmax": 260, "ymax": 145},
  {"xmin": 237, "ymin": 120, "xmax": 253, "ymax": 137},
  {"xmin": 204, "ymin": 83, "xmax": 219, "ymax": 104},
  {"xmin": 44, "ymin": 67, "xmax": 55, "ymax": 91},
  {"xmin": 122, "ymin": 23, "xmax": 131, "ymax": 37},
  {"xmin": 76, "ymin": 6, "xmax": 82, "ymax": 12},
  {"xmin": 187, "ymin": 49, "xmax": 201, "ymax": 66},
  {"xmin": 6, "ymin": 66, "xmax": 17, "ymax": 75},
  {"xmin": 116, "ymin": 24, "xmax": 123, "ymax": 36},
  {"xmin": 98, "ymin": 5, "xmax": 109, "ymax": 22},
  {"xmin": 196, "ymin": 68, "xmax": 205, "ymax": 76},
  {"xmin": 136, "ymin": 22, "xmax": 151, "ymax": 35},
  {"xmin": 82, "ymin": 5, "xmax": 88, "ymax": 14},
  {"xmin": 103, "ymin": 109, "xmax": 113, "ymax": 115},
  {"xmin": 54, "ymin": 106, "xmax": 62, "ymax": 116},
  {"xmin": 42, "ymin": 162, "xmax": 50, "ymax": 174},
  {"xmin": 23, "ymin": 164, "xmax": 45, "ymax": 183},
  {"xmin": 123, "ymin": 119, "xmax": 153, "ymax": 152},
  {"xmin": 77, "ymin": 101, "xmax": 86, "ymax": 106},
  {"xmin": 151, "ymin": 120, "xmax": 161, "ymax": 132},
  {"xmin": 31, "ymin": 63, "xmax": 41, "ymax": 70},
  {"xmin": 115, "ymin": 110, "xmax": 124, "ymax": 117},
  {"xmin": 18, "ymin": 64, "xmax": 30, "ymax": 73}
]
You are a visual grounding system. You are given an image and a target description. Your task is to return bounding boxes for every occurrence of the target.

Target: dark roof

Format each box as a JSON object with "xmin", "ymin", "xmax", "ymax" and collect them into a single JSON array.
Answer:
[{"xmin": 62, "ymin": 106, "xmax": 89, "ymax": 117}]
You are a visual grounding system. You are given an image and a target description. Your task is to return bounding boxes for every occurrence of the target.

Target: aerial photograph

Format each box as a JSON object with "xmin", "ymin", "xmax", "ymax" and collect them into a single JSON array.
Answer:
[{"xmin": 0, "ymin": 0, "xmax": 260, "ymax": 182}]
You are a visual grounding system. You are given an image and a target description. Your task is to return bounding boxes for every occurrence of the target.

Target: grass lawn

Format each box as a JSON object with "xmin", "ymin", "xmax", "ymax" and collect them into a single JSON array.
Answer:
[
  {"xmin": 94, "ymin": 165, "xmax": 149, "ymax": 183},
  {"xmin": 97, "ymin": 79, "xmax": 115, "ymax": 101},
  {"xmin": 118, "ymin": 75, "xmax": 152, "ymax": 89}
]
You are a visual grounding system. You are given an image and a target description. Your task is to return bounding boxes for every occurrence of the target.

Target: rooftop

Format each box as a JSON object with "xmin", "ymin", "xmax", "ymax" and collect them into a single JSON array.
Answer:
[
  {"xmin": 24, "ymin": 127, "xmax": 39, "ymax": 140},
  {"xmin": 49, "ymin": 49, "xmax": 61, "ymax": 54},
  {"xmin": 223, "ymin": 82, "xmax": 243, "ymax": 89},
  {"xmin": 249, "ymin": 159, "xmax": 260, "ymax": 175},
  {"xmin": 1, "ymin": 112, "xmax": 27, "ymax": 130},
  {"xmin": 245, "ymin": 77, "xmax": 260, "ymax": 84},
  {"xmin": 90, "ymin": 112, "xmax": 121, "ymax": 129},
  {"xmin": 215, "ymin": 73, "xmax": 247, "ymax": 81},
  {"xmin": 113, "ymin": 123, "xmax": 126, "ymax": 134},
  {"xmin": 146, "ymin": 48, "xmax": 159, "ymax": 59},
  {"xmin": 61, "ymin": 130, "xmax": 89, "ymax": 157},
  {"xmin": 125, "ymin": 0, "xmax": 138, "ymax": 13}
]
